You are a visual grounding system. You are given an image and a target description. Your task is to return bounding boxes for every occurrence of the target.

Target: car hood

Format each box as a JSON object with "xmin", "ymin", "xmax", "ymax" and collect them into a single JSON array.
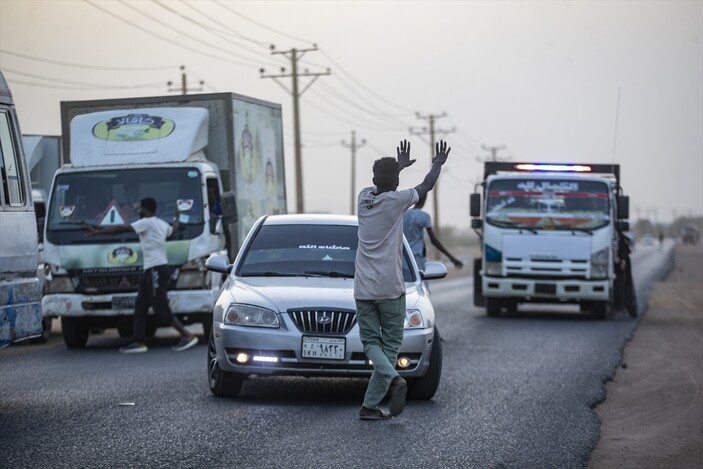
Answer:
[{"xmin": 225, "ymin": 276, "xmax": 424, "ymax": 312}]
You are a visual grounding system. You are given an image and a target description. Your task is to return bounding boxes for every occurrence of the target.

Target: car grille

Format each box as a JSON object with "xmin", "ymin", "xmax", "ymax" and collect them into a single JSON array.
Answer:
[{"xmin": 288, "ymin": 308, "xmax": 357, "ymax": 334}]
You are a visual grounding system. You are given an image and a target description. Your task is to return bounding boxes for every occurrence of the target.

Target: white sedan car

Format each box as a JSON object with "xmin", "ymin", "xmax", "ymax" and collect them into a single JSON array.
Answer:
[{"xmin": 204, "ymin": 214, "xmax": 447, "ymax": 399}]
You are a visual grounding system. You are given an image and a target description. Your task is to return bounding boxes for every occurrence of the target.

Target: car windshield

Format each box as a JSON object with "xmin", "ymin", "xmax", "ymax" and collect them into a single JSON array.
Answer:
[
  {"xmin": 47, "ymin": 167, "xmax": 203, "ymax": 231},
  {"xmin": 238, "ymin": 223, "xmax": 416, "ymax": 282},
  {"xmin": 486, "ymin": 178, "xmax": 611, "ymax": 231}
]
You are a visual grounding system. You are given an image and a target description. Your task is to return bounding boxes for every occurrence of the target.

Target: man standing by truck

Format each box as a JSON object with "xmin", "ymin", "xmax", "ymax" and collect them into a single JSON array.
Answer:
[
  {"xmin": 85, "ymin": 197, "xmax": 198, "ymax": 353},
  {"xmin": 354, "ymin": 139, "xmax": 451, "ymax": 420}
]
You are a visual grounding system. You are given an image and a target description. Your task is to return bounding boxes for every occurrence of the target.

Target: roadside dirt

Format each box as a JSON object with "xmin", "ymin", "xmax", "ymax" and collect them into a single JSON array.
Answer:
[{"xmin": 588, "ymin": 243, "xmax": 703, "ymax": 468}]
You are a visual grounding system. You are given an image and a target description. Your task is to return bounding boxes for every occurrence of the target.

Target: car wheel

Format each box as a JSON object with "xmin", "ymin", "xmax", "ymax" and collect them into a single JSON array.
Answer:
[
  {"xmin": 207, "ymin": 328, "xmax": 243, "ymax": 397},
  {"xmin": 408, "ymin": 327, "xmax": 443, "ymax": 400},
  {"xmin": 29, "ymin": 317, "xmax": 53, "ymax": 344},
  {"xmin": 61, "ymin": 317, "xmax": 89, "ymax": 348}
]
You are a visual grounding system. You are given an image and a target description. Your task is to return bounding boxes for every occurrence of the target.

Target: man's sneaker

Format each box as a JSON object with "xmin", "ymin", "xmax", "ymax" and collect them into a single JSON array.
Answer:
[
  {"xmin": 119, "ymin": 343, "xmax": 148, "ymax": 354},
  {"xmin": 172, "ymin": 336, "xmax": 198, "ymax": 351},
  {"xmin": 388, "ymin": 376, "xmax": 408, "ymax": 416},
  {"xmin": 359, "ymin": 406, "xmax": 392, "ymax": 420}
]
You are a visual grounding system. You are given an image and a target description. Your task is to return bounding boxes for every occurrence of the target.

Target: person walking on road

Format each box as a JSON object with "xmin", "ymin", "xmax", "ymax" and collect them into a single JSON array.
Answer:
[
  {"xmin": 85, "ymin": 197, "xmax": 198, "ymax": 353},
  {"xmin": 403, "ymin": 192, "xmax": 464, "ymax": 273},
  {"xmin": 355, "ymin": 139, "xmax": 451, "ymax": 420}
]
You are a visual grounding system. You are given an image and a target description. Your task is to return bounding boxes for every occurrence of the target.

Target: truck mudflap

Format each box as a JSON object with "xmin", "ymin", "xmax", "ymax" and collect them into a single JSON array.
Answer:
[
  {"xmin": 0, "ymin": 278, "xmax": 43, "ymax": 347},
  {"xmin": 482, "ymin": 277, "xmax": 610, "ymax": 301},
  {"xmin": 42, "ymin": 289, "xmax": 219, "ymax": 317}
]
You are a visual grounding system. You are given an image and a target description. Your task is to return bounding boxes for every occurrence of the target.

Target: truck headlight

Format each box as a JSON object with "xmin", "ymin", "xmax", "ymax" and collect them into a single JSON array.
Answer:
[
  {"xmin": 225, "ymin": 304, "xmax": 279, "ymax": 328},
  {"xmin": 404, "ymin": 309, "xmax": 425, "ymax": 329},
  {"xmin": 590, "ymin": 248, "xmax": 609, "ymax": 279},
  {"xmin": 484, "ymin": 244, "xmax": 503, "ymax": 276}
]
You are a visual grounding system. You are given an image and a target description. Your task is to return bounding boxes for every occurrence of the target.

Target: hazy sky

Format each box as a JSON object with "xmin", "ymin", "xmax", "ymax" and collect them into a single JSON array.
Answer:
[{"xmin": 1, "ymin": 0, "xmax": 701, "ymax": 229}]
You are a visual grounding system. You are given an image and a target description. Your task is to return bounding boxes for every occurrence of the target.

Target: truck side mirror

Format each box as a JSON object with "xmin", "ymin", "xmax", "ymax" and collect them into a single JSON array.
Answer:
[
  {"xmin": 471, "ymin": 219, "xmax": 483, "ymax": 229},
  {"xmin": 470, "ymin": 193, "xmax": 481, "ymax": 217},
  {"xmin": 221, "ymin": 191, "xmax": 238, "ymax": 225},
  {"xmin": 617, "ymin": 221, "xmax": 630, "ymax": 232},
  {"xmin": 617, "ymin": 195, "xmax": 629, "ymax": 219}
]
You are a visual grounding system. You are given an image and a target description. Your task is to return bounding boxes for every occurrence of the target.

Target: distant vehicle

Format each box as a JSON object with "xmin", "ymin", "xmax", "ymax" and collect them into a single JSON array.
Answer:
[
  {"xmin": 681, "ymin": 224, "xmax": 700, "ymax": 245},
  {"xmin": 204, "ymin": 214, "xmax": 447, "ymax": 399},
  {"xmin": 470, "ymin": 162, "xmax": 634, "ymax": 319},
  {"xmin": 640, "ymin": 234, "xmax": 656, "ymax": 246},
  {"xmin": 0, "ymin": 70, "xmax": 43, "ymax": 347}
]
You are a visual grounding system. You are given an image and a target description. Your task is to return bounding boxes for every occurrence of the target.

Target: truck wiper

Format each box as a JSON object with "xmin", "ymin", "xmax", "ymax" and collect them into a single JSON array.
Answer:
[
  {"xmin": 519, "ymin": 227, "xmax": 539, "ymax": 235},
  {"xmin": 304, "ymin": 270, "xmax": 354, "ymax": 278},
  {"xmin": 571, "ymin": 228, "xmax": 594, "ymax": 236}
]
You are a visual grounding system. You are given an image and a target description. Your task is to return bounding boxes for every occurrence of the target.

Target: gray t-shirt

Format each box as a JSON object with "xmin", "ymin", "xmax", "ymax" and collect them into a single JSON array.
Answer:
[{"xmin": 354, "ymin": 186, "xmax": 419, "ymax": 300}]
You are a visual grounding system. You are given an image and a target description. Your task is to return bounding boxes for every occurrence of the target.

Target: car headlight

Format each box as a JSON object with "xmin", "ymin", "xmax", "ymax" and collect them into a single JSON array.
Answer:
[
  {"xmin": 225, "ymin": 304, "xmax": 280, "ymax": 328},
  {"xmin": 404, "ymin": 309, "xmax": 425, "ymax": 329},
  {"xmin": 590, "ymin": 247, "xmax": 609, "ymax": 279}
]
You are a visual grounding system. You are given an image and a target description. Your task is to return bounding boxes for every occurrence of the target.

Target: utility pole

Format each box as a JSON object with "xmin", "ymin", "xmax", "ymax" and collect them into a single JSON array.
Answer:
[
  {"xmin": 480, "ymin": 144, "xmax": 507, "ymax": 162},
  {"xmin": 410, "ymin": 112, "xmax": 455, "ymax": 239},
  {"xmin": 167, "ymin": 65, "xmax": 203, "ymax": 95},
  {"xmin": 261, "ymin": 44, "xmax": 330, "ymax": 213},
  {"xmin": 341, "ymin": 131, "xmax": 366, "ymax": 215}
]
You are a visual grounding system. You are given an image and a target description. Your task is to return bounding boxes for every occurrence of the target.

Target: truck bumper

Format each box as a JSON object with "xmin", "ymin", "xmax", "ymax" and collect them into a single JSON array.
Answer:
[
  {"xmin": 482, "ymin": 277, "xmax": 610, "ymax": 301},
  {"xmin": 42, "ymin": 289, "xmax": 218, "ymax": 317}
]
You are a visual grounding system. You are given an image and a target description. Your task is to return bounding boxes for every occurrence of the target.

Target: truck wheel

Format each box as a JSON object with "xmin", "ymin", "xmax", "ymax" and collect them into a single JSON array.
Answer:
[
  {"xmin": 585, "ymin": 301, "xmax": 608, "ymax": 320},
  {"xmin": 473, "ymin": 258, "xmax": 485, "ymax": 307},
  {"xmin": 202, "ymin": 315, "xmax": 213, "ymax": 338},
  {"xmin": 29, "ymin": 317, "xmax": 53, "ymax": 344},
  {"xmin": 208, "ymin": 328, "xmax": 244, "ymax": 397},
  {"xmin": 408, "ymin": 327, "xmax": 443, "ymax": 400},
  {"xmin": 486, "ymin": 297, "xmax": 501, "ymax": 317},
  {"xmin": 61, "ymin": 317, "xmax": 89, "ymax": 348}
]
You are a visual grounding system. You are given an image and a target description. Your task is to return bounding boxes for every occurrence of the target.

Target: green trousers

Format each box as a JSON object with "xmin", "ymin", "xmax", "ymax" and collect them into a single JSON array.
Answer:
[{"xmin": 355, "ymin": 295, "xmax": 405, "ymax": 409}]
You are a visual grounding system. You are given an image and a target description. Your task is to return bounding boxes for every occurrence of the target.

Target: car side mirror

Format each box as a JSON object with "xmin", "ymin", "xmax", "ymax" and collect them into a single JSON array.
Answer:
[
  {"xmin": 421, "ymin": 261, "xmax": 448, "ymax": 280},
  {"xmin": 205, "ymin": 254, "xmax": 232, "ymax": 274}
]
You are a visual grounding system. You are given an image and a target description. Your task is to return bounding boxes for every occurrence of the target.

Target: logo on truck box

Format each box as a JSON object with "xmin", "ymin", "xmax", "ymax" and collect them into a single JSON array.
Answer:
[{"xmin": 92, "ymin": 114, "xmax": 175, "ymax": 141}]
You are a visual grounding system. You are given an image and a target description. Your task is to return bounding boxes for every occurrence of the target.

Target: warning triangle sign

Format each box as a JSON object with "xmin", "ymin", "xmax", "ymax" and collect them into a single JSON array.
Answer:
[{"xmin": 97, "ymin": 199, "xmax": 128, "ymax": 226}]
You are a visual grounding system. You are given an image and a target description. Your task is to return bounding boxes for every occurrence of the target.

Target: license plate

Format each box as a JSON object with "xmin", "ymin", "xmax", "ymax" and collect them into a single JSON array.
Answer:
[
  {"xmin": 536, "ymin": 283, "xmax": 556, "ymax": 295},
  {"xmin": 112, "ymin": 294, "xmax": 137, "ymax": 310},
  {"xmin": 302, "ymin": 336, "xmax": 345, "ymax": 360}
]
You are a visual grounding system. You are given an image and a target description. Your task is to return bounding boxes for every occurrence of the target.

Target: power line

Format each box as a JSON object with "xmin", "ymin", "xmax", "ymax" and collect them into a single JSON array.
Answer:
[
  {"xmin": 0, "ymin": 48, "xmax": 177, "ymax": 71},
  {"xmin": 3, "ymin": 68, "xmax": 165, "ymax": 90},
  {"xmin": 84, "ymin": 0, "xmax": 257, "ymax": 68}
]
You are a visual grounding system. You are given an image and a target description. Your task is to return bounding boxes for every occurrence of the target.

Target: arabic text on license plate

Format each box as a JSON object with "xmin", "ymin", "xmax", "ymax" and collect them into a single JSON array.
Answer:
[
  {"xmin": 302, "ymin": 336, "xmax": 345, "ymax": 360},
  {"xmin": 112, "ymin": 295, "xmax": 137, "ymax": 310}
]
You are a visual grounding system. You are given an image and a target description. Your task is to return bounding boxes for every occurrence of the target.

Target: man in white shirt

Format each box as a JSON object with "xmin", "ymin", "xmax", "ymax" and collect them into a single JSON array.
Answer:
[
  {"xmin": 86, "ymin": 197, "xmax": 198, "ymax": 353},
  {"xmin": 355, "ymin": 139, "xmax": 450, "ymax": 420}
]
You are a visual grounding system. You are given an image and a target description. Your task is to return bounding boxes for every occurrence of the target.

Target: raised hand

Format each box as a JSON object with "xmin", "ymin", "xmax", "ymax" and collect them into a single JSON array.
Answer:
[
  {"xmin": 433, "ymin": 140, "xmax": 451, "ymax": 165},
  {"xmin": 396, "ymin": 139, "xmax": 416, "ymax": 170}
]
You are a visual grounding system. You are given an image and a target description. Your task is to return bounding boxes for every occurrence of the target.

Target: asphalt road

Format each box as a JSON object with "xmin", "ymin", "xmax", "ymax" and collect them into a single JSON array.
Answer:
[{"xmin": 0, "ymin": 241, "xmax": 673, "ymax": 469}]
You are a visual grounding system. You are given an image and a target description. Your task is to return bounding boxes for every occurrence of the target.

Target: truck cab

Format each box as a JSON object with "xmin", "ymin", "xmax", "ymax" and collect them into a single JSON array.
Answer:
[
  {"xmin": 470, "ymin": 162, "xmax": 631, "ymax": 319},
  {"xmin": 42, "ymin": 107, "xmax": 228, "ymax": 347}
]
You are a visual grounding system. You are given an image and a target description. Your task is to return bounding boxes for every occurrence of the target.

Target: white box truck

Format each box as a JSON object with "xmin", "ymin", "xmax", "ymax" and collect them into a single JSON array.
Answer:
[
  {"xmin": 470, "ymin": 162, "xmax": 635, "ymax": 319},
  {"xmin": 42, "ymin": 93, "xmax": 286, "ymax": 347}
]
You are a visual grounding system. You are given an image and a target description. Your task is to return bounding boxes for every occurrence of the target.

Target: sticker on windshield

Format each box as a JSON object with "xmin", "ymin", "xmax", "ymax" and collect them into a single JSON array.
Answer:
[
  {"xmin": 298, "ymin": 244, "xmax": 351, "ymax": 250},
  {"xmin": 59, "ymin": 205, "xmax": 75, "ymax": 217},
  {"xmin": 177, "ymin": 199, "xmax": 194, "ymax": 211}
]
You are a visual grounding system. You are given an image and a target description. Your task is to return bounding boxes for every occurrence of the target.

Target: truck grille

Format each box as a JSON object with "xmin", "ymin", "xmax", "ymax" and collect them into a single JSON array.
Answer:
[
  {"xmin": 288, "ymin": 308, "xmax": 357, "ymax": 334},
  {"xmin": 76, "ymin": 272, "xmax": 140, "ymax": 293}
]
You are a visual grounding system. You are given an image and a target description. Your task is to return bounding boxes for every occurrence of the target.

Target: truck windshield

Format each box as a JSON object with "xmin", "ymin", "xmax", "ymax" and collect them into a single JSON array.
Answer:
[
  {"xmin": 486, "ymin": 178, "xmax": 610, "ymax": 231},
  {"xmin": 47, "ymin": 167, "xmax": 203, "ymax": 232}
]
